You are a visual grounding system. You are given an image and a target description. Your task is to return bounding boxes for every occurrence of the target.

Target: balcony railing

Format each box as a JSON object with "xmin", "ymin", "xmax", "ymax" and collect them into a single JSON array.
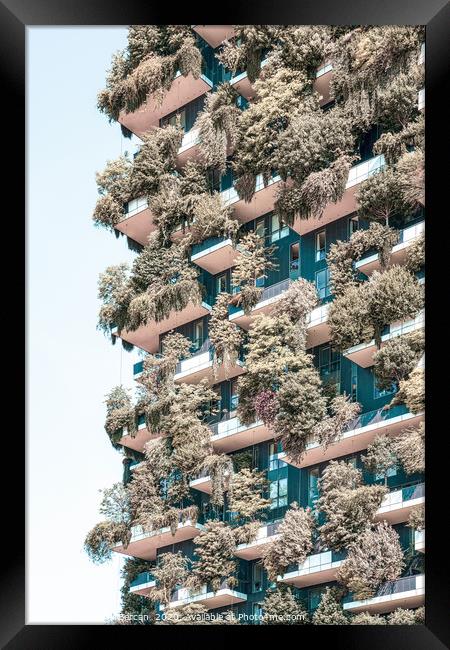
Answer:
[
  {"xmin": 130, "ymin": 571, "xmax": 156, "ymax": 589},
  {"xmin": 229, "ymin": 277, "xmax": 292, "ymax": 316},
  {"xmin": 346, "ymin": 154, "xmax": 385, "ymax": 188},
  {"xmin": 343, "ymin": 574, "xmax": 422, "ymax": 605}
]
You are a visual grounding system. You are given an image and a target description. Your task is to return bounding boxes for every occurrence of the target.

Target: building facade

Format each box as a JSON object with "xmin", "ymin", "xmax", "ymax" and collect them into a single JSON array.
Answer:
[{"xmin": 88, "ymin": 26, "xmax": 425, "ymax": 625}]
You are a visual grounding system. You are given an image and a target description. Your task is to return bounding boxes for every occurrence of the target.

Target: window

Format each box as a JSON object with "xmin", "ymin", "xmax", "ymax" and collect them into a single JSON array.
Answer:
[
  {"xmin": 375, "ymin": 464, "xmax": 397, "ymax": 481},
  {"xmin": 349, "ymin": 216, "xmax": 360, "ymax": 236},
  {"xmin": 271, "ymin": 214, "xmax": 289, "ymax": 242},
  {"xmin": 269, "ymin": 477, "xmax": 288, "ymax": 510},
  {"xmin": 255, "ymin": 217, "xmax": 266, "ymax": 240},
  {"xmin": 290, "ymin": 242, "xmax": 300, "ymax": 278},
  {"xmin": 230, "ymin": 379, "xmax": 239, "ymax": 411},
  {"xmin": 374, "ymin": 380, "xmax": 396, "ymax": 399},
  {"xmin": 315, "ymin": 268, "xmax": 331, "ymax": 300},
  {"xmin": 269, "ymin": 441, "xmax": 286, "ymax": 471},
  {"xmin": 252, "ymin": 602, "xmax": 263, "ymax": 625},
  {"xmin": 309, "ymin": 586, "xmax": 325, "ymax": 612},
  {"xmin": 252, "ymin": 563, "xmax": 264, "ymax": 593},
  {"xmin": 315, "ymin": 231, "xmax": 326, "ymax": 261},
  {"xmin": 350, "ymin": 362, "xmax": 358, "ymax": 402},
  {"xmin": 308, "ymin": 468, "xmax": 320, "ymax": 508},
  {"xmin": 317, "ymin": 345, "xmax": 340, "ymax": 393},
  {"xmin": 192, "ymin": 321, "xmax": 204, "ymax": 352},
  {"xmin": 216, "ymin": 274, "xmax": 227, "ymax": 294},
  {"xmin": 161, "ymin": 108, "xmax": 186, "ymax": 131},
  {"xmin": 255, "ymin": 275, "xmax": 265, "ymax": 288}
]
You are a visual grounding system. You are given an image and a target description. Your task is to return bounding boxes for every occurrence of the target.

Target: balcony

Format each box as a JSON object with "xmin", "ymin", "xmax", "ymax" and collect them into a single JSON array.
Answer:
[
  {"xmin": 192, "ymin": 25, "xmax": 235, "ymax": 48},
  {"xmin": 166, "ymin": 580, "xmax": 247, "ymax": 610},
  {"xmin": 313, "ymin": 62, "xmax": 333, "ymax": 106},
  {"xmin": 306, "ymin": 303, "xmax": 331, "ymax": 348},
  {"xmin": 279, "ymin": 550, "xmax": 346, "ymax": 588},
  {"xmin": 221, "ymin": 172, "xmax": 283, "ymax": 224},
  {"xmin": 230, "ymin": 59, "xmax": 268, "ymax": 100},
  {"xmin": 129, "ymin": 571, "xmax": 156, "ymax": 597},
  {"xmin": 112, "ymin": 519, "xmax": 204, "ymax": 561},
  {"xmin": 189, "ymin": 471, "xmax": 213, "ymax": 495},
  {"xmin": 343, "ymin": 574, "xmax": 425, "ymax": 614},
  {"xmin": 177, "ymin": 127, "xmax": 202, "ymax": 167},
  {"xmin": 210, "ymin": 416, "xmax": 272, "ymax": 453},
  {"xmin": 115, "ymin": 197, "xmax": 157, "ymax": 246},
  {"xmin": 191, "ymin": 236, "xmax": 242, "ymax": 274},
  {"xmin": 375, "ymin": 483, "xmax": 425, "ymax": 525},
  {"xmin": 280, "ymin": 405, "xmax": 424, "ymax": 469},
  {"xmin": 343, "ymin": 310, "xmax": 424, "ymax": 368},
  {"xmin": 414, "ymin": 529, "xmax": 425, "ymax": 553},
  {"xmin": 292, "ymin": 155, "xmax": 385, "ymax": 236},
  {"xmin": 118, "ymin": 417, "xmax": 163, "ymax": 453},
  {"xmin": 228, "ymin": 278, "xmax": 292, "ymax": 329},
  {"xmin": 173, "ymin": 339, "xmax": 245, "ymax": 385},
  {"xmin": 112, "ymin": 298, "xmax": 213, "ymax": 353},
  {"xmin": 133, "ymin": 360, "xmax": 144, "ymax": 381},
  {"xmin": 234, "ymin": 522, "xmax": 281, "ymax": 560},
  {"xmin": 118, "ymin": 71, "xmax": 213, "ymax": 138},
  {"xmin": 355, "ymin": 221, "xmax": 425, "ymax": 276}
]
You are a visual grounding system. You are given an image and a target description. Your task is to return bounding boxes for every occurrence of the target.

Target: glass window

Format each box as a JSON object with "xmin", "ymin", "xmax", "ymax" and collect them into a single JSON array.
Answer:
[
  {"xmin": 216, "ymin": 274, "xmax": 227, "ymax": 294},
  {"xmin": 315, "ymin": 268, "xmax": 331, "ymax": 300},
  {"xmin": 255, "ymin": 275, "xmax": 265, "ymax": 288},
  {"xmin": 373, "ymin": 379, "xmax": 396, "ymax": 399},
  {"xmin": 317, "ymin": 344, "xmax": 341, "ymax": 394},
  {"xmin": 315, "ymin": 231, "xmax": 326, "ymax": 261},
  {"xmin": 269, "ymin": 441, "xmax": 286, "ymax": 471},
  {"xmin": 308, "ymin": 468, "xmax": 320, "ymax": 508},
  {"xmin": 255, "ymin": 217, "xmax": 266, "ymax": 240},
  {"xmin": 162, "ymin": 108, "xmax": 186, "ymax": 131},
  {"xmin": 290, "ymin": 242, "xmax": 300, "ymax": 277},
  {"xmin": 349, "ymin": 216, "xmax": 360, "ymax": 237},
  {"xmin": 350, "ymin": 362, "xmax": 358, "ymax": 402},
  {"xmin": 230, "ymin": 379, "xmax": 239, "ymax": 411},
  {"xmin": 192, "ymin": 321, "xmax": 204, "ymax": 352},
  {"xmin": 252, "ymin": 563, "xmax": 264, "ymax": 593},
  {"xmin": 271, "ymin": 214, "xmax": 289, "ymax": 242},
  {"xmin": 270, "ymin": 477, "xmax": 288, "ymax": 509},
  {"xmin": 252, "ymin": 602, "xmax": 263, "ymax": 625}
]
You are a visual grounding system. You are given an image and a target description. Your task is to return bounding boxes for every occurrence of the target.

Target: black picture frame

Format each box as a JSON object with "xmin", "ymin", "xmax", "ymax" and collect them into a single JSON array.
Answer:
[{"xmin": 4, "ymin": 1, "xmax": 449, "ymax": 646}]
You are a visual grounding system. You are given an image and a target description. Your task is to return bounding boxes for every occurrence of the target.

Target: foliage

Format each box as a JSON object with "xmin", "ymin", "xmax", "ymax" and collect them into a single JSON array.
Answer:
[
  {"xmin": 362, "ymin": 435, "xmax": 398, "ymax": 485},
  {"xmin": 261, "ymin": 586, "xmax": 309, "ymax": 625},
  {"xmin": 104, "ymin": 385, "xmax": 136, "ymax": 447},
  {"xmin": 262, "ymin": 503, "xmax": 315, "ymax": 581},
  {"xmin": 217, "ymin": 25, "xmax": 281, "ymax": 82},
  {"xmin": 395, "ymin": 422, "xmax": 425, "ymax": 475},
  {"xmin": 337, "ymin": 521, "xmax": 404, "ymax": 600},
  {"xmin": 351, "ymin": 612, "xmax": 386, "ymax": 625},
  {"xmin": 408, "ymin": 504, "xmax": 425, "ymax": 531},
  {"xmin": 389, "ymin": 367, "xmax": 425, "ymax": 413},
  {"xmin": 387, "ymin": 607, "xmax": 423, "ymax": 625},
  {"xmin": 148, "ymin": 552, "xmax": 189, "ymax": 606},
  {"xmin": 92, "ymin": 156, "xmax": 133, "ymax": 230},
  {"xmin": 228, "ymin": 468, "xmax": 270, "ymax": 521},
  {"xmin": 405, "ymin": 232, "xmax": 425, "ymax": 274},
  {"xmin": 202, "ymin": 453, "xmax": 234, "ymax": 507},
  {"xmin": 317, "ymin": 461, "xmax": 387, "ymax": 551},
  {"xmin": 194, "ymin": 83, "xmax": 241, "ymax": 174},
  {"xmin": 84, "ymin": 521, "xmax": 130, "ymax": 564},
  {"xmin": 98, "ymin": 27, "xmax": 202, "ymax": 122},
  {"xmin": 312, "ymin": 394, "xmax": 361, "ymax": 450},
  {"xmin": 253, "ymin": 389, "xmax": 279, "ymax": 428},
  {"xmin": 272, "ymin": 278, "xmax": 318, "ymax": 341},
  {"xmin": 208, "ymin": 292, "xmax": 244, "ymax": 374},
  {"xmin": 373, "ymin": 330, "xmax": 424, "ymax": 391},
  {"xmin": 231, "ymin": 232, "xmax": 277, "ymax": 313},
  {"xmin": 232, "ymin": 521, "xmax": 261, "ymax": 545},
  {"xmin": 397, "ymin": 149, "xmax": 425, "ymax": 208},
  {"xmin": 312, "ymin": 587, "xmax": 348, "ymax": 625},
  {"xmin": 356, "ymin": 167, "xmax": 413, "ymax": 227},
  {"xmin": 130, "ymin": 125, "xmax": 182, "ymax": 199},
  {"xmin": 327, "ymin": 222, "xmax": 398, "ymax": 296},
  {"xmin": 188, "ymin": 521, "xmax": 237, "ymax": 592}
]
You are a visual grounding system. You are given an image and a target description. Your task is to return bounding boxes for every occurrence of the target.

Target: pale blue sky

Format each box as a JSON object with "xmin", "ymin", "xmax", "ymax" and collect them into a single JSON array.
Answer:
[{"xmin": 27, "ymin": 27, "xmax": 141, "ymax": 623}]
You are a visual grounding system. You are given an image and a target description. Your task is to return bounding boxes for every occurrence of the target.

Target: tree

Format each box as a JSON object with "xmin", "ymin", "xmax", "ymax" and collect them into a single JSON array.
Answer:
[
  {"xmin": 92, "ymin": 155, "xmax": 133, "ymax": 230},
  {"xmin": 373, "ymin": 331, "xmax": 424, "ymax": 391},
  {"xmin": 408, "ymin": 504, "xmax": 425, "ymax": 532},
  {"xmin": 387, "ymin": 607, "xmax": 423, "ymax": 625},
  {"xmin": 262, "ymin": 503, "xmax": 315, "ymax": 581},
  {"xmin": 228, "ymin": 468, "xmax": 270, "ymax": 521},
  {"xmin": 395, "ymin": 422, "xmax": 425, "ymax": 475},
  {"xmin": 328, "ymin": 283, "xmax": 373, "ymax": 350},
  {"xmin": 356, "ymin": 167, "xmax": 412, "ymax": 227},
  {"xmin": 312, "ymin": 587, "xmax": 348, "ymax": 625},
  {"xmin": 148, "ymin": 552, "xmax": 189, "ymax": 606},
  {"xmin": 337, "ymin": 521, "xmax": 404, "ymax": 600},
  {"xmin": 188, "ymin": 521, "xmax": 238, "ymax": 592},
  {"xmin": 362, "ymin": 435, "xmax": 398, "ymax": 485},
  {"xmin": 405, "ymin": 233, "xmax": 425, "ymax": 274},
  {"xmin": 84, "ymin": 483, "xmax": 132, "ymax": 563},
  {"xmin": 104, "ymin": 385, "xmax": 136, "ymax": 447},
  {"xmin": 208, "ymin": 292, "xmax": 244, "ymax": 375},
  {"xmin": 317, "ymin": 461, "xmax": 387, "ymax": 551},
  {"xmin": 231, "ymin": 232, "xmax": 277, "ymax": 313},
  {"xmin": 312, "ymin": 394, "xmax": 361, "ymax": 450},
  {"xmin": 397, "ymin": 149, "xmax": 425, "ymax": 208},
  {"xmin": 389, "ymin": 367, "xmax": 424, "ymax": 414},
  {"xmin": 351, "ymin": 612, "xmax": 386, "ymax": 625},
  {"xmin": 261, "ymin": 586, "xmax": 309, "ymax": 625}
]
